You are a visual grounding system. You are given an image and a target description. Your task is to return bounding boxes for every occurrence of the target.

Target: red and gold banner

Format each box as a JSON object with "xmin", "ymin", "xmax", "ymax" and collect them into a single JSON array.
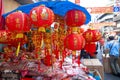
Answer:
[
  {"xmin": 87, "ymin": 7, "xmax": 113, "ymax": 14},
  {"xmin": 89, "ymin": 22, "xmax": 116, "ymax": 29}
]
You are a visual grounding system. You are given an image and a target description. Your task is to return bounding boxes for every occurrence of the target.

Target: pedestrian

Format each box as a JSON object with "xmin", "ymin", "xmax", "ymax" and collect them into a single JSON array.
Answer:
[
  {"xmin": 104, "ymin": 36, "xmax": 120, "ymax": 76},
  {"xmin": 96, "ymin": 38, "xmax": 105, "ymax": 63}
]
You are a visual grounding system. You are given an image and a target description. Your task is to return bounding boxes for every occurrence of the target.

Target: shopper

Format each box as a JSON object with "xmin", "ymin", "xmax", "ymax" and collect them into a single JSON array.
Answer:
[{"xmin": 104, "ymin": 36, "xmax": 120, "ymax": 76}]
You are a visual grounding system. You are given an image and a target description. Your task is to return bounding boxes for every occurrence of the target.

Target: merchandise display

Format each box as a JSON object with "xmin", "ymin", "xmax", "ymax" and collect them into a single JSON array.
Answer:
[{"xmin": 0, "ymin": 1, "xmax": 103, "ymax": 80}]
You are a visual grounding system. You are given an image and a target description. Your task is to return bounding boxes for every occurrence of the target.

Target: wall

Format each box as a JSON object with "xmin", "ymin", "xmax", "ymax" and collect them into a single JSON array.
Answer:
[{"xmin": 3, "ymin": 0, "xmax": 21, "ymax": 13}]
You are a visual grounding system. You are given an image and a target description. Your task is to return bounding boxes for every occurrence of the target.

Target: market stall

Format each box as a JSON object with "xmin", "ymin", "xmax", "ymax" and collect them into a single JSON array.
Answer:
[{"xmin": 0, "ymin": 1, "xmax": 102, "ymax": 80}]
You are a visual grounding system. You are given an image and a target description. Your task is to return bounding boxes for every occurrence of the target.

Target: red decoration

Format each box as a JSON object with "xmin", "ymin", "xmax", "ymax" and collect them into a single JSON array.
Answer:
[
  {"xmin": 64, "ymin": 10, "xmax": 86, "ymax": 27},
  {"xmin": 64, "ymin": 33, "xmax": 85, "ymax": 50},
  {"xmin": 30, "ymin": 5, "xmax": 54, "ymax": 28},
  {"xmin": 43, "ymin": 49, "xmax": 56, "ymax": 66},
  {"xmin": 6, "ymin": 11, "xmax": 31, "ymax": 32},
  {"xmin": 9, "ymin": 33, "xmax": 28, "ymax": 47},
  {"xmin": 83, "ymin": 29, "xmax": 102, "ymax": 42},
  {"xmin": 84, "ymin": 42, "xmax": 96, "ymax": 57},
  {"xmin": 43, "ymin": 54, "xmax": 52, "ymax": 66},
  {"xmin": 0, "ymin": 30, "xmax": 9, "ymax": 44},
  {"xmin": 0, "ymin": 31, "xmax": 27, "ymax": 45}
]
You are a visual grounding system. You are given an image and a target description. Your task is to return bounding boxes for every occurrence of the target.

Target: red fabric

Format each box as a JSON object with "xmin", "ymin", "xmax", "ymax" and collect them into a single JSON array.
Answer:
[
  {"xmin": 84, "ymin": 42, "xmax": 96, "ymax": 57},
  {"xmin": 0, "ymin": 0, "xmax": 5, "ymax": 30}
]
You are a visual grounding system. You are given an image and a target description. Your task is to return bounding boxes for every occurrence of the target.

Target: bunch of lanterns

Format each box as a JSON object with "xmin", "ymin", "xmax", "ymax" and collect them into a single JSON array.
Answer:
[{"xmin": 1, "ymin": 5, "xmax": 102, "ymax": 67}]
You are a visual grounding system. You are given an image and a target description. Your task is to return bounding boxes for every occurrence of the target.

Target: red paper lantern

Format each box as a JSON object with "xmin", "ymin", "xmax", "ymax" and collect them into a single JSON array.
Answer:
[
  {"xmin": 6, "ymin": 11, "xmax": 31, "ymax": 32},
  {"xmin": 64, "ymin": 33, "xmax": 85, "ymax": 50},
  {"xmin": 30, "ymin": 5, "xmax": 54, "ymax": 28},
  {"xmin": 83, "ymin": 29, "xmax": 102, "ymax": 42},
  {"xmin": 64, "ymin": 10, "xmax": 86, "ymax": 27}
]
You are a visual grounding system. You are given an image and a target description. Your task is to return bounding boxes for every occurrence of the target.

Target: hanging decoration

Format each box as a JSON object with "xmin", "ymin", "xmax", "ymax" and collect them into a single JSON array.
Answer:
[
  {"xmin": 30, "ymin": 5, "xmax": 54, "ymax": 29},
  {"xmin": 64, "ymin": 33, "xmax": 84, "ymax": 50},
  {"xmin": 5, "ymin": 11, "xmax": 31, "ymax": 56},
  {"xmin": 64, "ymin": 9, "xmax": 86, "ymax": 65},
  {"xmin": 64, "ymin": 9, "xmax": 86, "ymax": 27},
  {"xmin": 6, "ymin": 11, "xmax": 30, "ymax": 32},
  {"xmin": 0, "ymin": 30, "xmax": 9, "ymax": 44},
  {"xmin": 82, "ymin": 29, "xmax": 102, "ymax": 42},
  {"xmin": 30, "ymin": 5, "xmax": 55, "ymax": 68},
  {"xmin": 83, "ymin": 28, "xmax": 102, "ymax": 58},
  {"xmin": 53, "ymin": 15, "xmax": 67, "ymax": 66}
]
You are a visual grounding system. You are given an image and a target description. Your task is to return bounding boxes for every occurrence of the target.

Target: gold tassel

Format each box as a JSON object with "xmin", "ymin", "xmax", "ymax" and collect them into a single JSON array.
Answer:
[
  {"xmin": 40, "ymin": 37, "xmax": 44, "ymax": 49},
  {"xmin": 72, "ymin": 27, "xmax": 78, "ymax": 33},
  {"xmin": 72, "ymin": 50, "xmax": 76, "ymax": 56},
  {"xmin": 16, "ymin": 42, "xmax": 20, "ymax": 56},
  {"xmin": 16, "ymin": 33, "xmax": 23, "ymax": 38},
  {"xmin": 38, "ymin": 27, "xmax": 46, "ymax": 32}
]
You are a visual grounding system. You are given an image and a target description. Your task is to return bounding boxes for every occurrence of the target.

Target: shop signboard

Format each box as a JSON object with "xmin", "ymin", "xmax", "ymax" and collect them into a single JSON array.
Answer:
[
  {"xmin": 89, "ymin": 22, "xmax": 116, "ymax": 29},
  {"xmin": 87, "ymin": 7, "xmax": 113, "ymax": 14}
]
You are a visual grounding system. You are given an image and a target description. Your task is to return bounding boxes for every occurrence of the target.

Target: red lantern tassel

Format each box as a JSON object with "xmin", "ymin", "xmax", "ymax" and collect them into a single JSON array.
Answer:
[
  {"xmin": 72, "ymin": 51, "xmax": 76, "ymax": 64},
  {"xmin": 77, "ymin": 55, "xmax": 81, "ymax": 66}
]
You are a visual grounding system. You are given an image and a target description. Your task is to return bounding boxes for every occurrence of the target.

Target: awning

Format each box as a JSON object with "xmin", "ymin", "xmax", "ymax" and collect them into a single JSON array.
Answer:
[{"xmin": 3, "ymin": 1, "xmax": 91, "ymax": 24}]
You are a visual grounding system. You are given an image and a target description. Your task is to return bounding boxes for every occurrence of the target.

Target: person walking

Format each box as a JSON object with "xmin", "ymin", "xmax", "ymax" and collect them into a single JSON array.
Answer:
[
  {"xmin": 104, "ymin": 36, "xmax": 120, "ymax": 76},
  {"xmin": 96, "ymin": 40, "xmax": 104, "ymax": 63}
]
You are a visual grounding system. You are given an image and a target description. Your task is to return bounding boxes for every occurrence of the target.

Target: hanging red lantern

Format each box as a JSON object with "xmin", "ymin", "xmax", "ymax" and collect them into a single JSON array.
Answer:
[
  {"xmin": 6, "ymin": 11, "xmax": 30, "ymax": 56},
  {"xmin": 83, "ymin": 29, "xmax": 102, "ymax": 42},
  {"xmin": 64, "ymin": 33, "xmax": 85, "ymax": 65},
  {"xmin": 6, "ymin": 11, "xmax": 31, "ymax": 32},
  {"xmin": 64, "ymin": 10, "xmax": 86, "ymax": 27},
  {"xmin": 30, "ymin": 5, "xmax": 54, "ymax": 28},
  {"xmin": 64, "ymin": 33, "xmax": 85, "ymax": 51}
]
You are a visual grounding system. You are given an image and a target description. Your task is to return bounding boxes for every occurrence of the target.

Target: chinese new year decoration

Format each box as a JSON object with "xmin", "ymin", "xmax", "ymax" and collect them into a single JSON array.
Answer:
[
  {"xmin": 64, "ymin": 10, "xmax": 86, "ymax": 27},
  {"xmin": 64, "ymin": 9, "xmax": 86, "ymax": 65},
  {"xmin": 83, "ymin": 28, "xmax": 102, "ymax": 58},
  {"xmin": 6, "ymin": 11, "xmax": 31, "ymax": 32},
  {"xmin": 83, "ymin": 29, "xmax": 102, "ymax": 42},
  {"xmin": 64, "ymin": 33, "xmax": 84, "ymax": 50},
  {"xmin": 30, "ymin": 5, "xmax": 54, "ymax": 28},
  {"xmin": 6, "ymin": 11, "xmax": 31, "ymax": 56}
]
